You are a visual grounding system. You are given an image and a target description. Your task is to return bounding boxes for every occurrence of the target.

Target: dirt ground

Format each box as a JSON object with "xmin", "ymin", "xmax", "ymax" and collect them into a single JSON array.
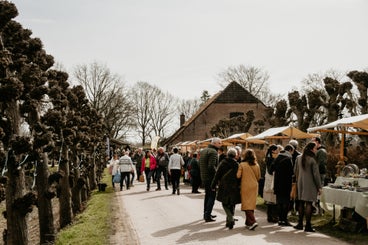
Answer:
[{"xmin": 0, "ymin": 199, "xmax": 59, "ymax": 245}]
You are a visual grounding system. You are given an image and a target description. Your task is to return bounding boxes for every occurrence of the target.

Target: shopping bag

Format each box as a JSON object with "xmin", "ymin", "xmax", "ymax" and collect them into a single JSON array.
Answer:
[
  {"xmin": 108, "ymin": 165, "xmax": 113, "ymax": 175},
  {"xmin": 139, "ymin": 174, "xmax": 145, "ymax": 182},
  {"xmin": 290, "ymin": 182, "xmax": 297, "ymax": 200},
  {"xmin": 113, "ymin": 172, "xmax": 121, "ymax": 183}
]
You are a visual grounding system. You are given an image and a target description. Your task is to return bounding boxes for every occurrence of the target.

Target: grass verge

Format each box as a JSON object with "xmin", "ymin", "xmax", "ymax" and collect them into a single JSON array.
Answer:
[{"xmin": 55, "ymin": 171, "xmax": 114, "ymax": 245}]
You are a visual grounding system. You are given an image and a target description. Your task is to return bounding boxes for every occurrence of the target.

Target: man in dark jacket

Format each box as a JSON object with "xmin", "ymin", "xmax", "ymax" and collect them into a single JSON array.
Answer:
[
  {"xmin": 199, "ymin": 137, "xmax": 222, "ymax": 222},
  {"xmin": 273, "ymin": 144, "xmax": 294, "ymax": 226}
]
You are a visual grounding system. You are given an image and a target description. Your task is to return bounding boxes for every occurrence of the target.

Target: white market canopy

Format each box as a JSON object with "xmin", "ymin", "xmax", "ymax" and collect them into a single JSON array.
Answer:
[
  {"xmin": 307, "ymin": 114, "xmax": 368, "ymax": 161},
  {"xmin": 246, "ymin": 126, "xmax": 318, "ymax": 141},
  {"xmin": 307, "ymin": 114, "xmax": 368, "ymax": 133},
  {"xmin": 223, "ymin": 133, "xmax": 265, "ymax": 145}
]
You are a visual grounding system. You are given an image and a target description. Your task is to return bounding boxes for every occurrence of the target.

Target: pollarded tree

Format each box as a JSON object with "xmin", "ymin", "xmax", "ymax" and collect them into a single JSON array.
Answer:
[
  {"xmin": 347, "ymin": 70, "xmax": 368, "ymax": 114},
  {"xmin": 43, "ymin": 70, "xmax": 74, "ymax": 229},
  {"xmin": 210, "ymin": 110, "xmax": 256, "ymax": 138},
  {"xmin": 0, "ymin": 1, "xmax": 55, "ymax": 243}
]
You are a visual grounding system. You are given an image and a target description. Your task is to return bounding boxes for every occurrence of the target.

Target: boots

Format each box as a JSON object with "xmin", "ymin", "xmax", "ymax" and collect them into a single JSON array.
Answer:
[{"xmin": 304, "ymin": 222, "xmax": 315, "ymax": 232}]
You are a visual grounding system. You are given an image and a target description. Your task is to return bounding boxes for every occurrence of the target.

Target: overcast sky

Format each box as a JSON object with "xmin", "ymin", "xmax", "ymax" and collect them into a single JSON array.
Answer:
[{"xmin": 10, "ymin": 0, "xmax": 368, "ymax": 100}]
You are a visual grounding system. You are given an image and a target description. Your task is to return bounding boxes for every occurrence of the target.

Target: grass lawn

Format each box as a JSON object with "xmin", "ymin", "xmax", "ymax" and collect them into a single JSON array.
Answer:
[{"xmin": 55, "ymin": 171, "xmax": 114, "ymax": 245}]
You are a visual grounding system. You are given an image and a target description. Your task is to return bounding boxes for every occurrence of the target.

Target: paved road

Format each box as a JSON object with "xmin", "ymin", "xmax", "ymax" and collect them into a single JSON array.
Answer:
[{"xmin": 113, "ymin": 181, "xmax": 350, "ymax": 245}]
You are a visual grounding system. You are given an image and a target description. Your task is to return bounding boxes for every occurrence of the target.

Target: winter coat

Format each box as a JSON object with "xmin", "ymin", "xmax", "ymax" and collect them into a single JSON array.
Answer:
[
  {"xmin": 273, "ymin": 151, "xmax": 294, "ymax": 198},
  {"xmin": 237, "ymin": 161, "xmax": 261, "ymax": 210},
  {"xmin": 199, "ymin": 144, "xmax": 219, "ymax": 186},
  {"xmin": 316, "ymin": 146, "xmax": 327, "ymax": 175},
  {"xmin": 189, "ymin": 158, "xmax": 200, "ymax": 178},
  {"xmin": 140, "ymin": 155, "xmax": 157, "ymax": 173},
  {"xmin": 211, "ymin": 157, "xmax": 241, "ymax": 205},
  {"xmin": 295, "ymin": 155, "xmax": 322, "ymax": 202}
]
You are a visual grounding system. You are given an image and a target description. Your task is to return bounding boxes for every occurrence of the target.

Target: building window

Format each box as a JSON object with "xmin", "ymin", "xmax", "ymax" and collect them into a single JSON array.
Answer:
[{"xmin": 230, "ymin": 112, "xmax": 244, "ymax": 118}]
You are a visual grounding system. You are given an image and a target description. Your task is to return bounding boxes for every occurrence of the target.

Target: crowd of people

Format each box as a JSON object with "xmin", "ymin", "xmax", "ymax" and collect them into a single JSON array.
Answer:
[{"xmin": 107, "ymin": 136, "xmax": 326, "ymax": 232}]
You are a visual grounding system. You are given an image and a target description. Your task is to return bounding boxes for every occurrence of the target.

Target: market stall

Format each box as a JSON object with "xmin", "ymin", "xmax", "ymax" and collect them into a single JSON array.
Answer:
[
  {"xmin": 245, "ymin": 125, "xmax": 319, "ymax": 143},
  {"xmin": 308, "ymin": 114, "xmax": 368, "ymax": 228},
  {"xmin": 222, "ymin": 132, "xmax": 265, "ymax": 147}
]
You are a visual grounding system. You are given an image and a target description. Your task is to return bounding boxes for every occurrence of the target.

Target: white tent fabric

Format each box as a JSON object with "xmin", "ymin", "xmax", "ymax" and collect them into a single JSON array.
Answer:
[
  {"xmin": 223, "ymin": 133, "xmax": 265, "ymax": 144},
  {"xmin": 246, "ymin": 126, "xmax": 317, "ymax": 141},
  {"xmin": 308, "ymin": 114, "xmax": 368, "ymax": 132}
]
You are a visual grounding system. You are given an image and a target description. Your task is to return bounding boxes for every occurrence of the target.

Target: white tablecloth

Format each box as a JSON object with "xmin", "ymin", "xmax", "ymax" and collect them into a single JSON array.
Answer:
[
  {"xmin": 321, "ymin": 186, "xmax": 368, "ymax": 219},
  {"xmin": 334, "ymin": 176, "xmax": 368, "ymax": 187}
]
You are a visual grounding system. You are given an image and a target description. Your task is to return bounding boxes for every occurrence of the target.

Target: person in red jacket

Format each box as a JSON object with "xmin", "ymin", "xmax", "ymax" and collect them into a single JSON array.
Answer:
[{"xmin": 141, "ymin": 150, "xmax": 157, "ymax": 191}]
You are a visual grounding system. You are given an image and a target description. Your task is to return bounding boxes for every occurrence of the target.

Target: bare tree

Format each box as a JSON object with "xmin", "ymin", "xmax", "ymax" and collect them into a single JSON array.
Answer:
[
  {"xmin": 177, "ymin": 98, "xmax": 202, "ymax": 121},
  {"xmin": 149, "ymin": 88, "xmax": 177, "ymax": 139},
  {"xmin": 73, "ymin": 62, "xmax": 134, "ymax": 140},
  {"xmin": 130, "ymin": 82, "xmax": 156, "ymax": 146},
  {"xmin": 217, "ymin": 65, "xmax": 271, "ymax": 103}
]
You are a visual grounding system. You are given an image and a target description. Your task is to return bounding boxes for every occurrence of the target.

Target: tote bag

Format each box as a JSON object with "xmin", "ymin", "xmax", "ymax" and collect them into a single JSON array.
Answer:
[{"xmin": 113, "ymin": 171, "xmax": 121, "ymax": 183}]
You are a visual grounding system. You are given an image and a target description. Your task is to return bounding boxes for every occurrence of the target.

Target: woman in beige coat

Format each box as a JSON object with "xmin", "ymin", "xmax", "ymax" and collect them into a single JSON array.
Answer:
[{"xmin": 237, "ymin": 149, "xmax": 261, "ymax": 230}]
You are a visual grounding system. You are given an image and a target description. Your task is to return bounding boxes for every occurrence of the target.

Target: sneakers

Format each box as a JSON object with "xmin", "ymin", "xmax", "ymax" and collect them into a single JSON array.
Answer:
[
  {"xmin": 248, "ymin": 223, "xmax": 258, "ymax": 230},
  {"xmin": 155, "ymin": 188, "xmax": 161, "ymax": 191}
]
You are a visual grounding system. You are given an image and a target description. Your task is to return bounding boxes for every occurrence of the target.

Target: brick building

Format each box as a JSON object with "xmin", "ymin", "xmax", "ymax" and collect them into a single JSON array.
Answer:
[{"xmin": 164, "ymin": 81, "xmax": 270, "ymax": 147}]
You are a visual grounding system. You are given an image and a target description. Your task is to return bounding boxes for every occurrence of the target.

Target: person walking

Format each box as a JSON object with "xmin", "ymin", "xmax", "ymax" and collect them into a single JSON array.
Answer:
[
  {"xmin": 129, "ymin": 151, "xmax": 136, "ymax": 187},
  {"xmin": 133, "ymin": 148, "xmax": 144, "ymax": 183},
  {"xmin": 199, "ymin": 137, "xmax": 222, "ymax": 222},
  {"xmin": 108, "ymin": 153, "xmax": 120, "ymax": 189},
  {"xmin": 190, "ymin": 152, "xmax": 201, "ymax": 193},
  {"xmin": 237, "ymin": 149, "xmax": 261, "ymax": 230},
  {"xmin": 155, "ymin": 147, "xmax": 170, "ymax": 191},
  {"xmin": 263, "ymin": 144, "xmax": 281, "ymax": 223},
  {"xmin": 294, "ymin": 142, "xmax": 322, "ymax": 232},
  {"xmin": 273, "ymin": 144, "xmax": 294, "ymax": 226},
  {"xmin": 289, "ymin": 140, "xmax": 301, "ymax": 214},
  {"xmin": 313, "ymin": 137, "xmax": 328, "ymax": 214},
  {"xmin": 118, "ymin": 150, "xmax": 134, "ymax": 191},
  {"xmin": 211, "ymin": 148, "xmax": 241, "ymax": 229},
  {"xmin": 140, "ymin": 150, "xmax": 157, "ymax": 191},
  {"xmin": 168, "ymin": 147, "xmax": 184, "ymax": 195}
]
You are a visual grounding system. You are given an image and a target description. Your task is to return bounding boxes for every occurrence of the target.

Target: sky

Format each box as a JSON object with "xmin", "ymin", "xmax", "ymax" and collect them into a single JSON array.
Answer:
[{"xmin": 9, "ymin": 0, "xmax": 368, "ymax": 100}]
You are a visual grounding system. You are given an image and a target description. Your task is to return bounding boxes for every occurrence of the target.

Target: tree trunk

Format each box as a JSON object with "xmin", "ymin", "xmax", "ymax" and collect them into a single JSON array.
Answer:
[
  {"xmin": 59, "ymin": 148, "xmax": 73, "ymax": 228},
  {"xmin": 36, "ymin": 153, "xmax": 55, "ymax": 244},
  {"xmin": 5, "ymin": 153, "xmax": 28, "ymax": 245},
  {"xmin": 71, "ymin": 167, "xmax": 82, "ymax": 215}
]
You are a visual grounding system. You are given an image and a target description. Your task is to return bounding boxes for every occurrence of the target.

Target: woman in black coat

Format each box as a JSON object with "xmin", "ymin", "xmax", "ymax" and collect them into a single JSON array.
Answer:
[
  {"xmin": 189, "ymin": 152, "xmax": 201, "ymax": 193},
  {"xmin": 211, "ymin": 148, "xmax": 241, "ymax": 229},
  {"xmin": 273, "ymin": 144, "xmax": 294, "ymax": 226}
]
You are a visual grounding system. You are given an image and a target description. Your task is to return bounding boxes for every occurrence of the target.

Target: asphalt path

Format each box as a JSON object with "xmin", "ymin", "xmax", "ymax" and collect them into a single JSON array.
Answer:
[{"xmin": 113, "ymin": 181, "xmax": 350, "ymax": 245}]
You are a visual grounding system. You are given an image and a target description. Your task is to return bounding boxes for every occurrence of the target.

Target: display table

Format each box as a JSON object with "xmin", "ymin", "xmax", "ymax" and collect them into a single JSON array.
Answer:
[{"xmin": 320, "ymin": 177, "xmax": 368, "ymax": 219}]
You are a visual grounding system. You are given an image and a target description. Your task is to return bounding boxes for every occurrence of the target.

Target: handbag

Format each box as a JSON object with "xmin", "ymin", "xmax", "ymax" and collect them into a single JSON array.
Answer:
[
  {"xmin": 290, "ymin": 182, "xmax": 297, "ymax": 200},
  {"xmin": 113, "ymin": 171, "xmax": 121, "ymax": 183},
  {"xmin": 108, "ymin": 165, "xmax": 113, "ymax": 175},
  {"xmin": 139, "ymin": 174, "xmax": 145, "ymax": 182}
]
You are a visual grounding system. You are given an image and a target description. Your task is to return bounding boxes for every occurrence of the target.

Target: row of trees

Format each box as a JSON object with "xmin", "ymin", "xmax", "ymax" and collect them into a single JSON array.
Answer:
[{"xmin": 0, "ymin": 2, "xmax": 107, "ymax": 244}]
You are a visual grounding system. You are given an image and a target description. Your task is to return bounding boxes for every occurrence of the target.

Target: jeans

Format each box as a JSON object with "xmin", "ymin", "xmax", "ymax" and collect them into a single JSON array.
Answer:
[
  {"xmin": 156, "ymin": 166, "xmax": 168, "ymax": 189},
  {"xmin": 170, "ymin": 169, "xmax": 181, "ymax": 193},
  {"xmin": 203, "ymin": 182, "xmax": 216, "ymax": 220},
  {"xmin": 120, "ymin": 172, "xmax": 131, "ymax": 189}
]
